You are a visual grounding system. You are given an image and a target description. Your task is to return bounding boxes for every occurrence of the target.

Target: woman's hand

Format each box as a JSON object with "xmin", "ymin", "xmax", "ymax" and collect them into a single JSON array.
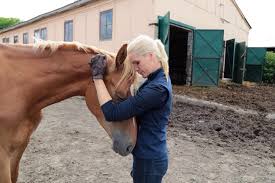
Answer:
[
  {"xmin": 89, "ymin": 54, "xmax": 107, "ymax": 80},
  {"xmin": 89, "ymin": 54, "xmax": 112, "ymax": 106}
]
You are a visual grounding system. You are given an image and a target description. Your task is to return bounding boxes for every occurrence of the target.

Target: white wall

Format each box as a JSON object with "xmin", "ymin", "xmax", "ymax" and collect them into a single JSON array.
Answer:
[
  {"xmin": 0, "ymin": 0, "xmax": 251, "ymax": 51},
  {"xmin": 153, "ymin": 0, "xmax": 250, "ymax": 43},
  {"xmin": 0, "ymin": 0, "xmax": 155, "ymax": 53}
]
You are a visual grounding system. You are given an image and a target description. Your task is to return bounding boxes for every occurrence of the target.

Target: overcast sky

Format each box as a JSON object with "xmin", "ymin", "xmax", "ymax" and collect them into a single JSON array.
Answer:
[
  {"xmin": 0, "ymin": 0, "xmax": 76, "ymax": 20},
  {"xmin": 0, "ymin": 0, "xmax": 274, "ymax": 47},
  {"xmin": 235, "ymin": 0, "xmax": 275, "ymax": 47}
]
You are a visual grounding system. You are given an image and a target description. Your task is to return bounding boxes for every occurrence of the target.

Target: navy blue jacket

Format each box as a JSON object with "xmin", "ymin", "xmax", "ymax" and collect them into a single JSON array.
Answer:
[{"xmin": 101, "ymin": 68, "xmax": 172, "ymax": 159}]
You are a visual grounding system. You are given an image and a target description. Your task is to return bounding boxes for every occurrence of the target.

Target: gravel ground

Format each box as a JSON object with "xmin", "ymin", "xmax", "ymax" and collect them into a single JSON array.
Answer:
[
  {"xmin": 18, "ymin": 79, "xmax": 275, "ymax": 183},
  {"xmin": 17, "ymin": 95, "xmax": 275, "ymax": 183}
]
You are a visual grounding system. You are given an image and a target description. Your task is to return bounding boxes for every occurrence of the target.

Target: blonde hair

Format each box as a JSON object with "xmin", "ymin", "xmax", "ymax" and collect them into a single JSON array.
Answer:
[
  {"xmin": 33, "ymin": 39, "xmax": 114, "ymax": 56},
  {"xmin": 127, "ymin": 35, "xmax": 169, "ymax": 79}
]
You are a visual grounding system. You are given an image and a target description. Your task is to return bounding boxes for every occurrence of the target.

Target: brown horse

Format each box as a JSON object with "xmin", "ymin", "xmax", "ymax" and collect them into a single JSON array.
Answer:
[{"xmin": 0, "ymin": 41, "xmax": 137, "ymax": 183}]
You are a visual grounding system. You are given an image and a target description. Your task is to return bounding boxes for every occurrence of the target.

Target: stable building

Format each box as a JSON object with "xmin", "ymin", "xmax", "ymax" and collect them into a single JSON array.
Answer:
[{"xmin": 0, "ymin": 0, "xmax": 254, "ymax": 86}]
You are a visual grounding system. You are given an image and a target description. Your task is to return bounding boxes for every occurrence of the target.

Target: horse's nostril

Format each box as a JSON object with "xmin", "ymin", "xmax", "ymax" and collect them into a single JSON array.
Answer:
[
  {"xmin": 126, "ymin": 145, "xmax": 133, "ymax": 152},
  {"xmin": 112, "ymin": 135, "xmax": 133, "ymax": 156}
]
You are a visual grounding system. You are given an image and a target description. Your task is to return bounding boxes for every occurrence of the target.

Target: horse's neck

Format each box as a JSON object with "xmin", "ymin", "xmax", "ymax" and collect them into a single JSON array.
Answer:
[
  {"xmin": 33, "ymin": 52, "xmax": 92, "ymax": 111},
  {"xmin": 2, "ymin": 46, "xmax": 91, "ymax": 113}
]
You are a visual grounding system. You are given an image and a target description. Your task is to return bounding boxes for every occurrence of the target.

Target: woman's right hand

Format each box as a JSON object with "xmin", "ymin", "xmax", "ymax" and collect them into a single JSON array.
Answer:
[{"xmin": 88, "ymin": 54, "xmax": 107, "ymax": 80}]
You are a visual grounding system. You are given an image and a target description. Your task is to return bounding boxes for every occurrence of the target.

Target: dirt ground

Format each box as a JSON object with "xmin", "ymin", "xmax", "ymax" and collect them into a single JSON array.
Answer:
[
  {"xmin": 18, "ymin": 83, "xmax": 275, "ymax": 183},
  {"xmin": 173, "ymin": 81, "xmax": 275, "ymax": 113}
]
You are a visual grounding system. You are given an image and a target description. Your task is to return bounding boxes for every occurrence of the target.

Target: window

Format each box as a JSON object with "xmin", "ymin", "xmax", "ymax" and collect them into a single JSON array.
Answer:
[
  {"xmin": 40, "ymin": 28, "xmax": 47, "ymax": 40},
  {"xmin": 34, "ymin": 28, "xmax": 47, "ymax": 42},
  {"xmin": 64, "ymin": 20, "xmax": 73, "ymax": 42},
  {"xmin": 14, "ymin": 36, "xmax": 18, "ymax": 44},
  {"xmin": 34, "ymin": 29, "xmax": 40, "ymax": 43},
  {"xmin": 23, "ymin": 33, "xmax": 29, "ymax": 44},
  {"xmin": 100, "ymin": 9, "xmax": 113, "ymax": 40},
  {"xmin": 2, "ymin": 38, "xmax": 10, "ymax": 43}
]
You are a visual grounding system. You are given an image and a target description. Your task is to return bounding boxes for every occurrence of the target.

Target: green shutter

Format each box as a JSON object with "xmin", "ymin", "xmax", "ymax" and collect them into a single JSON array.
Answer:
[
  {"xmin": 192, "ymin": 30, "xmax": 224, "ymax": 86},
  {"xmin": 158, "ymin": 12, "xmax": 170, "ymax": 57},
  {"xmin": 245, "ymin": 47, "xmax": 266, "ymax": 82},
  {"xmin": 246, "ymin": 47, "xmax": 266, "ymax": 65},
  {"xmin": 233, "ymin": 42, "xmax": 246, "ymax": 84},
  {"xmin": 244, "ymin": 65, "xmax": 264, "ymax": 82},
  {"xmin": 224, "ymin": 39, "xmax": 236, "ymax": 78}
]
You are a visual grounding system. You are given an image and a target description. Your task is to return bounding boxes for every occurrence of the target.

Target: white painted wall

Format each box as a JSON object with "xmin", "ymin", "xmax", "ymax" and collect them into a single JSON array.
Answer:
[
  {"xmin": 0, "ymin": 0, "xmax": 154, "ymax": 53},
  {"xmin": 0, "ymin": 0, "xmax": 250, "ymax": 52},
  {"xmin": 153, "ymin": 0, "xmax": 250, "ymax": 43}
]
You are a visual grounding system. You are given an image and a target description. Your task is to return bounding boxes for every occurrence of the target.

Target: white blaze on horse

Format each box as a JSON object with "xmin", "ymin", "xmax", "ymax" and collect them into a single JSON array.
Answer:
[{"xmin": 0, "ymin": 41, "xmax": 137, "ymax": 183}]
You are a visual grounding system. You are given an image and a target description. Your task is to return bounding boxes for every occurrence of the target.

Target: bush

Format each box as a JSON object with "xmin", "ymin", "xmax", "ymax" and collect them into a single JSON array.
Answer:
[
  {"xmin": 0, "ymin": 17, "xmax": 21, "ymax": 30},
  {"xmin": 263, "ymin": 52, "xmax": 275, "ymax": 84}
]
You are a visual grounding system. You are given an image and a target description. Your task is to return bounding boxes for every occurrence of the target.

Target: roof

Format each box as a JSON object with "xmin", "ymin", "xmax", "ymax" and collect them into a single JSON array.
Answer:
[
  {"xmin": 232, "ymin": 0, "xmax": 252, "ymax": 29},
  {"xmin": 0, "ymin": 0, "xmax": 96, "ymax": 34}
]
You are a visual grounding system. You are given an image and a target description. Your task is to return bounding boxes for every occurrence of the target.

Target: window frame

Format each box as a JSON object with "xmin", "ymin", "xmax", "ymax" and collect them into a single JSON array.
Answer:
[
  {"xmin": 34, "ymin": 28, "xmax": 47, "ymax": 43},
  {"xmin": 34, "ymin": 29, "xmax": 40, "ymax": 43},
  {"xmin": 64, "ymin": 20, "xmax": 73, "ymax": 42},
  {"xmin": 3, "ymin": 38, "xmax": 10, "ymax": 43},
  {"xmin": 23, "ymin": 32, "xmax": 29, "ymax": 44},
  {"xmin": 40, "ymin": 27, "xmax": 47, "ymax": 40},
  {"xmin": 13, "ymin": 35, "xmax": 19, "ymax": 44},
  {"xmin": 99, "ymin": 9, "xmax": 113, "ymax": 41}
]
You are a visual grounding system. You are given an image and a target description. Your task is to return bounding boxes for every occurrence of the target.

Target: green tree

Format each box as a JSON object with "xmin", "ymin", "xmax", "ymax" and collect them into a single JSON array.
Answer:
[
  {"xmin": 0, "ymin": 17, "xmax": 21, "ymax": 30},
  {"xmin": 263, "ymin": 52, "xmax": 275, "ymax": 84}
]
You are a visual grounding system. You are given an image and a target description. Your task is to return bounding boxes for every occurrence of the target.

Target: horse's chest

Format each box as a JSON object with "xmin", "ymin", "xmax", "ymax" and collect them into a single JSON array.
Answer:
[{"xmin": 0, "ymin": 101, "xmax": 27, "ymax": 125}]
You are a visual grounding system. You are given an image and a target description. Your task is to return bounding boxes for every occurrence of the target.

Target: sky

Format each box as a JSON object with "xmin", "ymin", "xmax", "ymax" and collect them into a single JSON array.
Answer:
[
  {"xmin": 0, "ymin": 0, "xmax": 76, "ymax": 20},
  {"xmin": 235, "ymin": 0, "xmax": 275, "ymax": 47},
  {"xmin": 0, "ymin": 0, "xmax": 274, "ymax": 47}
]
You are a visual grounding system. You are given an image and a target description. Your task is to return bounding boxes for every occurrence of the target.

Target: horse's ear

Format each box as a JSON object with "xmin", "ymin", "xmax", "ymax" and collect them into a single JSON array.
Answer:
[{"xmin": 115, "ymin": 44, "xmax": 128, "ymax": 70}]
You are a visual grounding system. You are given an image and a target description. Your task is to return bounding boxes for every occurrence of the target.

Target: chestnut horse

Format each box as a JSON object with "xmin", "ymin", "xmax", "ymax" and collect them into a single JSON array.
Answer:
[{"xmin": 0, "ymin": 41, "xmax": 137, "ymax": 183}]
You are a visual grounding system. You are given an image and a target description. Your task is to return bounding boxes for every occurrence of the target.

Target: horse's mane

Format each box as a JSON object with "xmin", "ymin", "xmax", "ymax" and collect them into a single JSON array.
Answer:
[
  {"xmin": 34, "ymin": 40, "xmax": 136, "ymax": 89},
  {"xmin": 114, "ymin": 44, "xmax": 137, "ymax": 91},
  {"xmin": 115, "ymin": 56, "xmax": 137, "ymax": 90},
  {"xmin": 33, "ymin": 40, "xmax": 115, "ymax": 58}
]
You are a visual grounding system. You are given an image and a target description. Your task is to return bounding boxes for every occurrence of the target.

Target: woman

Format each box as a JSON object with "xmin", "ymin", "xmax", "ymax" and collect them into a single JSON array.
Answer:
[{"xmin": 89, "ymin": 35, "xmax": 172, "ymax": 183}]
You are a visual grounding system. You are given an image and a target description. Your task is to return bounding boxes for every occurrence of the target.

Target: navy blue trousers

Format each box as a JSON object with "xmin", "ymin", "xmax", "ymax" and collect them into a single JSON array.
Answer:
[{"xmin": 131, "ymin": 156, "xmax": 168, "ymax": 183}]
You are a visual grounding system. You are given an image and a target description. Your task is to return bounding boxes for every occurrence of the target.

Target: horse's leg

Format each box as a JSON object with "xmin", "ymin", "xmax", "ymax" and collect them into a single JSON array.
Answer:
[
  {"xmin": 10, "ymin": 142, "xmax": 29, "ymax": 183},
  {"xmin": 10, "ymin": 112, "xmax": 42, "ymax": 183},
  {"xmin": 0, "ymin": 146, "xmax": 12, "ymax": 183}
]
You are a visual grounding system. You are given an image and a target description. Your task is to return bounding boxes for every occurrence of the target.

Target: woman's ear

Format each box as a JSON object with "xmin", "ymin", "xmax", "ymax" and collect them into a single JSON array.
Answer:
[{"xmin": 115, "ymin": 44, "xmax": 128, "ymax": 70}]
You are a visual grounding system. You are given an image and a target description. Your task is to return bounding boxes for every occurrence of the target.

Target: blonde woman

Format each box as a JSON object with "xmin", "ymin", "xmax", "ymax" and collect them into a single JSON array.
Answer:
[{"xmin": 89, "ymin": 35, "xmax": 172, "ymax": 183}]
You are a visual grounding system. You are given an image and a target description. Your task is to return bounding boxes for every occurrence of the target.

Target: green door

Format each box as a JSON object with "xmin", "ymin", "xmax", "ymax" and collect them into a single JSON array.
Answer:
[
  {"xmin": 245, "ymin": 47, "xmax": 266, "ymax": 82},
  {"xmin": 245, "ymin": 65, "xmax": 264, "ymax": 82},
  {"xmin": 246, "ymin": 47, "xmax": 266, "ymax": 65},
  {"xmin": 224, "ymin": 39, "xmax": 235, "ymax": 78},
  {"xmin": 158, "ymin": 12, "xmax": 170, "ymax": 57},
  {"xmin": 192, "ymin": 30, "xmax": 224, "ymax": 86},
  {"xmin": 233, "ymin": 42, "xmax": 246, "ymax": 84}
]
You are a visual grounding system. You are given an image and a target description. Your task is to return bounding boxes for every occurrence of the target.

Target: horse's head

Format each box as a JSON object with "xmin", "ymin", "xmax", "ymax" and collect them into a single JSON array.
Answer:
[{"xmin": 84, "ymin": 44, "xmax": 137, "ymax": 156}]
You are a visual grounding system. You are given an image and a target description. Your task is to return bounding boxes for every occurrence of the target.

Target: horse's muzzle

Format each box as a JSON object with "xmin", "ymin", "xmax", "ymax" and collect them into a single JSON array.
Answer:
[{"xmin": 112, "ymin": 132, "xmax": 135, "ymax": 156}]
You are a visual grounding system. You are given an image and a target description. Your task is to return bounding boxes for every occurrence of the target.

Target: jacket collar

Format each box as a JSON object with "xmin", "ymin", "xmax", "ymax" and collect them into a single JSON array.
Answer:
[{"xmin": 147, "ymin": 68, "xmax": 163, "ymax": 81}]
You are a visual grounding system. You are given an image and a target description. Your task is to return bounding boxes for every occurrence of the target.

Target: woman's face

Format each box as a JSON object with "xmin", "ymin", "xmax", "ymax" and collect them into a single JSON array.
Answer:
[{"xmin": 128, "ymin": 53, "xmax": 160, "ymax": 78}]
